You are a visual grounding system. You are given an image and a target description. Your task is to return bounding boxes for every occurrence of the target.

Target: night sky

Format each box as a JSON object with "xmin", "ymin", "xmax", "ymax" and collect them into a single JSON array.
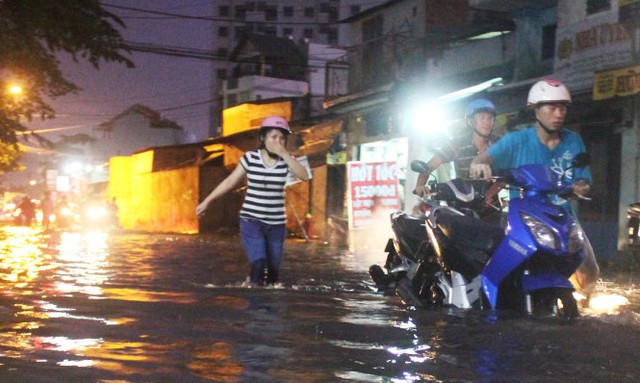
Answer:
[{"xmin": 27, "ymin": 0, "xmax": 215, "ymax": 142}]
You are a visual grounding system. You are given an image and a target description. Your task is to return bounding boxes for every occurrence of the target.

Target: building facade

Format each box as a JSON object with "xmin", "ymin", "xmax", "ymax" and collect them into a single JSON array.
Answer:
[
  {"xmin": 324, "ymin": 0, "xmax": 628, "ymax": 258},
  {"xmin": 207, "ymin": 0, "xmax": 386, "ymax": 135}
]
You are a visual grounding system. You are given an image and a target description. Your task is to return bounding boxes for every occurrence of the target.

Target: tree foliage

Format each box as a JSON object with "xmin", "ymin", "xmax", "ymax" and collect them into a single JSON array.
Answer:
[{"xmin": 0, "ymin": 0, "xmax": 134, "ymax": 173}]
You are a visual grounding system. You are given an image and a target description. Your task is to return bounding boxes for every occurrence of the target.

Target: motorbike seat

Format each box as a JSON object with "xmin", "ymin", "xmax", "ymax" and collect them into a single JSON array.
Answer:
[
  {"xmin": 437, "ymin": 214, "xmax": 504, "ymax": 253},
  {"xmin": 394, "ymin": 213, "xmax": 427, "ymax": 240},
  {"xmin": 393, "ymin": 213, "xmax": 430, "ymax": 259}
]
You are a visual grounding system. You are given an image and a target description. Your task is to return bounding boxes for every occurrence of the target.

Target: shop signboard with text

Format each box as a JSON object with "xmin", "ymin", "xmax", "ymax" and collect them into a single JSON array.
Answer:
[
  {"xmin": 347, "ymin": 161, "xmax": 400, "ymax": 229},
  {"xmin": 555, "ymin": 11, "xmax": 631, "ymax": 91}
]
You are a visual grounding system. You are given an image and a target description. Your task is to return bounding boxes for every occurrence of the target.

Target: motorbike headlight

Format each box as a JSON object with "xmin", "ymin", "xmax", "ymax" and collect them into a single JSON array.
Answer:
[
  {"xmin": 520, "ymin": 212, "xmax": 560, "ymax": 251},
  {"xmin": 85, "ymin": 206, "xmax": 108, "ymax": 219},
  {"xmin": 568, "ymin": 223, "xmax": 585, "ymax": 254}
]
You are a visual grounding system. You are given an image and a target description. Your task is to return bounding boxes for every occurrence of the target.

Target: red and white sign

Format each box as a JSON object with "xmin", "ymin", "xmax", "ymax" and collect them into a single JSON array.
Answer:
[{"xmin": 347, "ymin": 161, "xmax": 400, "ymax": 229}]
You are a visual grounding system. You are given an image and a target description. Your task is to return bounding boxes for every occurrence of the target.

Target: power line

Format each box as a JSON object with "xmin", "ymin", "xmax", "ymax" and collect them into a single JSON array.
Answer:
[
  {"xmin": 124, "ymin": 40, "xmax": 344, "ymax": 69},
  {"xmin": 103, "ymin": 2, "xmax": 343, "ymax": 26},
  {"xmin": 159, "ymin": 98, "xmax": 220, "ymax": 112}
]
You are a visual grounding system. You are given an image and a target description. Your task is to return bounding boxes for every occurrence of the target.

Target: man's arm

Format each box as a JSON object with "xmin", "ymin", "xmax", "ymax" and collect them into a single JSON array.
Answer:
[
  {"xmin": 469, "ymin": 152, "xmax": 493, "ymax": 179},
  {"xmin": 572, "ymin": 179, "xmax": 591, "ymax": 198},
  {"xmin": 413, "ymin": 155, "xmax": 443, "ymax": 197}
]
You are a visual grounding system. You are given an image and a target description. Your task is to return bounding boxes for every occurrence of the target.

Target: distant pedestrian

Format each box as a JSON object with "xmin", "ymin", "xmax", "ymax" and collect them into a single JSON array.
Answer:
[
  {"xmin": 196, "ymin": 116, "xmax": 309, "ymax": 287},
  {"xmin": 41, "ymin": 191, "xmax": 55, "ymax": 230},
  {"xmin": 17, "ymin": 196, "xmax": 36, "ymax": 226}
]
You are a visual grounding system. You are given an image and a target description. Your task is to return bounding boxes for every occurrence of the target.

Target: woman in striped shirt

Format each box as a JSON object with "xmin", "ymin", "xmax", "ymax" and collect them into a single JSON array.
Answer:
[{"xmin": 196, "ymin": 116, "xmax": 309, "ymax": 286}]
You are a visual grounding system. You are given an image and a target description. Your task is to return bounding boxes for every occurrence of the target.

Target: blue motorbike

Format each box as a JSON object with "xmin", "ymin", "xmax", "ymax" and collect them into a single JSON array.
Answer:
[{"xmin": 372, "ymin": 153, "xmax": 589, "ymax": 318}]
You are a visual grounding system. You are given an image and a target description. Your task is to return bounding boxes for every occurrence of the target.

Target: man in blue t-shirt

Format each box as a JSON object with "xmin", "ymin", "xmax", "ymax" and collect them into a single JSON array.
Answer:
[{"xmin": 469, "ymin": 79, "xmax": 599, "ymax": 299}]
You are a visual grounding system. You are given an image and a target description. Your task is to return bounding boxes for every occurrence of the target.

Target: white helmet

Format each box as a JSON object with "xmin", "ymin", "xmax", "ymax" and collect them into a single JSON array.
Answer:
[
  {"xmin": 527, "ymin": 79, "xmax": 571, "ymax": 107},
  {"xmin": 259, "ymin": 116, "xmax": 291, "ymax": 135}
]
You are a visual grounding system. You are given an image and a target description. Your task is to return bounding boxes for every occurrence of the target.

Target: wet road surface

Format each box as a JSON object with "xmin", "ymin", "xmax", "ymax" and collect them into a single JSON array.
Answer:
[{"xmin": 0, "ymin": 226, "xmax": 639, "ymax": 382}]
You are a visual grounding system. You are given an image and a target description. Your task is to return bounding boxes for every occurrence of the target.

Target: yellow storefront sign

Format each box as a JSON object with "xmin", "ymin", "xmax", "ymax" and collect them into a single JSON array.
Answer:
[
  {"xmin": 620, "ymin": 0, "xmax": 640, "ymax": 7},
  {"xmin": 222, "ymin": 101, "xmax": 292, "ymax": 136},
  {"xmin": 593, "ymin": 65, "xmax": 640, "ymax": 100}
]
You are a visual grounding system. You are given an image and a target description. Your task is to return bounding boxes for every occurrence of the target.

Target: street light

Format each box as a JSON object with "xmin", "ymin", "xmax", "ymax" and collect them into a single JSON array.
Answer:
[{"xmin": 8, "ymin": 84, "xmax": 23, "ymax": 95}]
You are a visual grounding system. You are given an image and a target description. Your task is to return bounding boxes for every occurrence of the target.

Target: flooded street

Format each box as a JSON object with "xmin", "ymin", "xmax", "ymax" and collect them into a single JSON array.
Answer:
[{"xmin": 0, "ymin": 226, "xmax": 640, "ymax": 382}]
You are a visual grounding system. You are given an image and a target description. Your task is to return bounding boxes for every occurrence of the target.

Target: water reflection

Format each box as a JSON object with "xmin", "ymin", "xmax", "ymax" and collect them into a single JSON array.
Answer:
[
  {"xmin": 55, "ymin": 231, "xmax": 110, "ymax": 297},
  {"xmin": 0, "ymin": 227, "xmax": 639, "ymax": 382},
  {"xmin": 0, "ymin": 227, "xmax": 49, "ymax": 287}
]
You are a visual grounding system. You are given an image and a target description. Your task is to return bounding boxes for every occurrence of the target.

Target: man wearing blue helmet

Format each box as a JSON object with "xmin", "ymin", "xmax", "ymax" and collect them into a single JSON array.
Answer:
[{"xmin": 414, "ymin": 97, "xmax": 501, "ymax": 197}]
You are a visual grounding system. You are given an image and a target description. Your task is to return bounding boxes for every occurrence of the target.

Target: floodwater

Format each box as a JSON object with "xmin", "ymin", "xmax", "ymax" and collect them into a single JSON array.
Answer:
[{"xmin": 0, "ymin": 226, "xmax": 640, "ymax": 382}]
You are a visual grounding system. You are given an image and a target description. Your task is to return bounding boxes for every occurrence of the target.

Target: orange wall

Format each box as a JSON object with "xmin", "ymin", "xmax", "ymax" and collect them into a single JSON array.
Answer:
[{"xmin": 109, "ymin": 156, "xmax": 199, "ymax": 233}]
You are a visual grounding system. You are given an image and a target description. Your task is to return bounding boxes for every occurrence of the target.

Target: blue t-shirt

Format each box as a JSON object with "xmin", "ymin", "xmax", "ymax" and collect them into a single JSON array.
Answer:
[{"xmin": 486, "ymin": 125, "xmax": 592, "ymax": 210}]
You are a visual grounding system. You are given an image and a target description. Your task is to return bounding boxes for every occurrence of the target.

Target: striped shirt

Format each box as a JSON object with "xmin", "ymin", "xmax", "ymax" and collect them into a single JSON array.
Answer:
[
  {"xmin": 239, "ymin": 149, "xmax": 289, "ymax": 225},
  {"xmin": 435, "ymin": 131, "xmax": 501, "ymax": 179}
]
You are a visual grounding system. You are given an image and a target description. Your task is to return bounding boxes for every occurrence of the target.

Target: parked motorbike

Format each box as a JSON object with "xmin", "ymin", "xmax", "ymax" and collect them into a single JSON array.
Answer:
[
  {"xmin": 371, "ymin": 153, "xmax": 590, "ymax": 318},
  {"xmin": 369, "ymin": 176, "xmax": 497, "ymax": 308},
  {"xmin": 627, "ymin": 202, "xmax": 640, "ymax": 264}
]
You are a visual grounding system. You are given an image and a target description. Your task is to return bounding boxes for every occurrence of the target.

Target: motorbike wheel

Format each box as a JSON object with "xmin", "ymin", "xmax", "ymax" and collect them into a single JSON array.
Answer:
[
  {"xmin": 534, "ymin": 288, "xmax": 579, "ymax": 319},
  {"xmin": 396, "ymin": 276, "xmax": 423, "ymax": 308},
  {"xmin": 556, "ymin": 289, "xmax": 579, "ymax": 318},
  {"xmin": 369, "ymin": 264, "xmax": 392, "ymax": 287},
  {"xmin": 417, "ymin": 277, "xmax": 444, "ymax": 306}
]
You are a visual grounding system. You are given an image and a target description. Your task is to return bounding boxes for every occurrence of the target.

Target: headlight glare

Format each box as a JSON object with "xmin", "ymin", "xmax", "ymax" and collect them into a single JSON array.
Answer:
[
  {"xmin": 520, "ymin": 212, "xmax": 560, "ymax": 250},
  {"xmin": 568, "ymin": 223, "xmax": 585, "ymax": 254}
]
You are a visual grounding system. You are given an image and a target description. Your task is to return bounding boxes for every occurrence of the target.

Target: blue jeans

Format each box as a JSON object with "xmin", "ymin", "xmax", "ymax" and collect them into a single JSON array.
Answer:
[{"xmin": 240, "ymin": 218, "xmax": 286, "ymax": 271}]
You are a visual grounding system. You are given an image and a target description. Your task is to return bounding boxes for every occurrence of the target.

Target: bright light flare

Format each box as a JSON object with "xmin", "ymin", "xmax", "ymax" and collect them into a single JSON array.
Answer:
[
  {"xmin": 85, "ymin": 206, "xmax": 108, "ymax": 219},
  {"xmin": 587, "ymin": 293, "xmax": 629, "ymax": 314},
  {"xmin": 64, "ymin": 162, "xmax": 83, "ymax": 175},
  {"xmin": 439, "ymin": 77, "xmax": 503, "ymax": 102},
  {"xmin": 8, "ymin": 84, "xmax": 23, "ymax": 95},
  {"xmin": 405, "ymin": 100, "xmax": 448, "ymax": 137}
]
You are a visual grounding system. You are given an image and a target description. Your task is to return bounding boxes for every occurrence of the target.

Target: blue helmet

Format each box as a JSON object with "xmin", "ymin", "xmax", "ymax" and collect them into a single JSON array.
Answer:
[{"xmin": 465, "ymin": 98, "xmax": 496, "ymax": 120}]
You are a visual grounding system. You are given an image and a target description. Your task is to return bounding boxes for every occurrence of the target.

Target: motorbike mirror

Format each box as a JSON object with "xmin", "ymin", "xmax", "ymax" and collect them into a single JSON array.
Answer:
[
  {"xmin": 571, "ymin": 152, "xmax": 590, "ymax": 168},
  {"xmin": 410, "ymin": 160, "xmax": 430, "ymax": 173}
]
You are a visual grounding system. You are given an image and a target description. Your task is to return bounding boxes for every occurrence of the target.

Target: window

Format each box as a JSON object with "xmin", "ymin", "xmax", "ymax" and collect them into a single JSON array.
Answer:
[
  {"xmin": 235, "ymin": 26, "xmax": 245, "ymax": 39},
  {"xmin": 246, "ymin": 2, "xmax": 255, "ymax": 12},
  {"xmin": 304, "ymin": 7, "xmax": 314, "ymax": 18},
  {"xmin": 217, "ymin": 48, "xmax": 228, "ymax": 58},
  {"xmin": 541, "ymin": 24, "xmax": 556, "ymax": 60},
  {"xmin": 327, "ymin": 29, "xmax": 338, "ymax": 44},
  {"xmin": 218, "ymin": 5, "xmax": 229, "ymax": 17},
  {"xmin": 362, "ymin": 15, "xmax": 384, "ymax": 86},
  {"xmin": 587, "ymin": 0, "xmax": 610, "ymax": 15},
  {"xmin": 304, "ymin": 28, "xmax": 314, "ymax": 38},
  {"xmin": 216, "ymin": 68, "xmax": 227, "ymax": 80},
  {"xmin": 283, "ymin": 6, "xmax": 294, "ymax": 17},
  {"xmin": 218, "ymin": 26, "xmax": 228, "ymax": 37},
  {"xmin": 328, "ymin": 7, "xmax": 338, "ymax": 22},
  {"xmin": 282, "ymin": 27, "xmax": 294, "ymax": 37},
  {"xmin": 266, "ymin": 6, "xmax": 277, "ymax": 21},
  {"xmin": 363, "ymin": 15, "xmax": 383, "ymax": 42},
  {"xmin": 234, "ymin": 6, "xmax": 246, "ymax": 19}
]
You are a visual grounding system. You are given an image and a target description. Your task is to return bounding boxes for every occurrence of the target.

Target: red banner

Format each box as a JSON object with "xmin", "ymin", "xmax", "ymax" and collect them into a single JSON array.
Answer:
[{"xmin": 347, "ymin": 161, "xmax": 400, "ymax": 229}]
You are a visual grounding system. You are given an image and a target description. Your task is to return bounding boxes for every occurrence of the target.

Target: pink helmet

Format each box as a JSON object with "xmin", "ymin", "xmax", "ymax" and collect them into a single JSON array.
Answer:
[
  {"xmin": 259, "ymin": 116, "xmax": 291, "ymax": 135},
  {"xmin": 527, "ymin": 79, "xmax": 571, "ymax": 106}
]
